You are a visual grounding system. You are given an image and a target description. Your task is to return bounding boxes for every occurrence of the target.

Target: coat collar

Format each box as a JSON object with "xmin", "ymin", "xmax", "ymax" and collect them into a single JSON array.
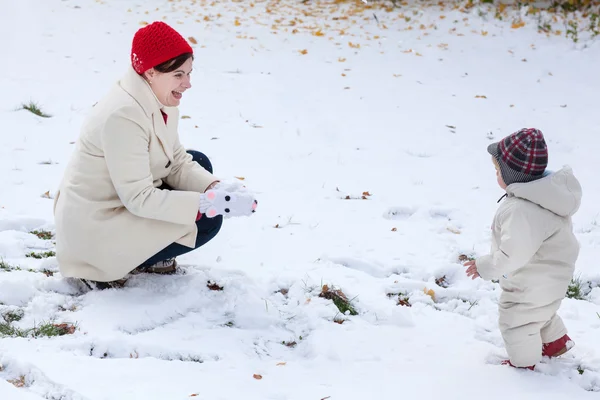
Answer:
[{"xmin": 118, "ymin": 66, "xmax": 174, "ymax": 161}]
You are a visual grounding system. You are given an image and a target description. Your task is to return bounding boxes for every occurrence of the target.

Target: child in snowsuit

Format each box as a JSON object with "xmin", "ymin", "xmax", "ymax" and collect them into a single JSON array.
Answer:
[{"xmin": 464, "ymin": 128, "xmax": 582, "ymax": 369}]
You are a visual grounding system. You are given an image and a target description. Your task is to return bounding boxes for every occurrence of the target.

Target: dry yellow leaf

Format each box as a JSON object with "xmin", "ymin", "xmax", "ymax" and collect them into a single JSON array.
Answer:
[
  {"xmin": 181, "ymin": 115, "xmax": 191, "ymax": 119},
  {"xmin": 341, "ymin": 73, "xmax": 346, "ymax": 77},
  {"xmin": 140, "ymin": 21, "xmax": 149, "ymax": 26},
  {"xmin": 511, "ymin": 20, "xmax": 525, "ymax": 29},
  {"xmin": 393, "ymin": 74, "xmax": 401, "ymax": 77},
  {"xmin": 498, "ymin": 3, "xmax": 507, "ymax": 13},
  {"xmin": 276, "ymin": 362, "xmax": 287, "ymax": 366},
  {"xmin": 424, "ymin": 288, "xmax": 435, "ymax": 301},
  {"xmin": 447, "ymin": 226, "xmax": 461, "ymax": 234},
  {"xmin": 253, "ymin": 374, "xmax": 263, "ymax": 380},
  {"xmin": 313, "ymin": 29, "xmax": 325, "ymax": 37},
  {"xmin": 475, "ymin": 95, "xmax": 487, "ymax": 99},
  {"xmin": 299, "ymin": 49, "xmax": 308, "ymax": 55},
  {"xmin": 348, "ymin": 42, "xmax": 360, "ymax": 48},
  {"xmin": 416, "ymin": 52, "xmax": 423, "ymax": 56},
  {"xmin": 235, "ymin": 176, "xmax": 246, "ymax": 180},
  {"xmin": 188, "ymin": 36, "xmax": 198, "ymax": 44},
  {"xmin": 235, "ymin": 19, "xmax": 241, "ymax": 26},
  {"xmin": 338, "ymin": 57, "xmax": 346, "ymax": 62},
  {"xmin": 481, "ymin": 30, "xmax": 488, "ymax": 36}
]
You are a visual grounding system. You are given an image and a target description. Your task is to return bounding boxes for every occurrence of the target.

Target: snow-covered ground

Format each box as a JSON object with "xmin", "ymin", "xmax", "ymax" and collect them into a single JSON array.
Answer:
[{"xmin": 1, "ymin": 0, "xmax": 599, "ymax": 398}]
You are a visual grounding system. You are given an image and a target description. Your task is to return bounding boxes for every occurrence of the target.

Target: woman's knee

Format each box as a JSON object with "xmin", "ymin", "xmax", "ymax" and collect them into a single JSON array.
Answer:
[
  {"xmin": 186, "ymin": 150, "xmax": 213, "ymax": 174},
  {"xmin": 194, "ymin": 215, "xmax": 223, "ymax": 248}
]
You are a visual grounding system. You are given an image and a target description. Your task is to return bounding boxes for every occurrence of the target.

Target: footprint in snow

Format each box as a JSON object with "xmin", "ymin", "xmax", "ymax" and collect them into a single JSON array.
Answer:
[{"xmin": 382, "ymin": 206, "xmax": 417, "ymax": 220}]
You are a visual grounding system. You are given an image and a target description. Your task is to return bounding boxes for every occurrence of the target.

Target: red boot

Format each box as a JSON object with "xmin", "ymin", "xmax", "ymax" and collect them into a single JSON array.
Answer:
[
  {"xmin": 501, "ymin": 360, "xmax": 535, "ymax": 371},
  {"xmin": 542, "ymin": 334, "xmax": 574, "ymax": 358}
]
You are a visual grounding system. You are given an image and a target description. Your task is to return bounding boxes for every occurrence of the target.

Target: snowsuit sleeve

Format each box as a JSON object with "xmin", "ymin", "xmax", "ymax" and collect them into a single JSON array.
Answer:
[
  {"xmin": 476, "ymin": 205, "xmax": 547, "ymax": 281},
  {"xmin": 101, "ymin": 108, "xmax": 201, "ymax": 225}
]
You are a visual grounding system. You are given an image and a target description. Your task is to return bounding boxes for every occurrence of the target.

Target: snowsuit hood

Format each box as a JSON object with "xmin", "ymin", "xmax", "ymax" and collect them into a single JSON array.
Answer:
[{"xmin": 506, "ymin": 166, "xmax": 582, "ymax": 218}]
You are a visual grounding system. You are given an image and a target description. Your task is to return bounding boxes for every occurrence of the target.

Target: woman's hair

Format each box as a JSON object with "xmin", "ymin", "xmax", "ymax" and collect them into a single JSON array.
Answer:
[{"xmin": 154, "ymin": 53, "xmax": 194, "ymax": 73}]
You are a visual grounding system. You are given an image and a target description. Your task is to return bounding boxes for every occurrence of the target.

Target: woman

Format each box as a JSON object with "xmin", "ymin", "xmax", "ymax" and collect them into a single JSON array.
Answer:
[{"xmin": 54, "ymin": 21, "xmax": 257, "ymax": 290}]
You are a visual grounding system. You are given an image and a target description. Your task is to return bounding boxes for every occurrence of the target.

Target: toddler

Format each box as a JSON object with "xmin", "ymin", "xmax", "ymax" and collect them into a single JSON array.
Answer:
[{"xmin": 464, "ymin": 128, "xmax": 582, "ymax": 369}]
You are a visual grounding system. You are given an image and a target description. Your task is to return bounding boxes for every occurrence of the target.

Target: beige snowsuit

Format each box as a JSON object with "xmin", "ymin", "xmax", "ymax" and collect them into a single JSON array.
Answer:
[{"xmin": 476, "ymin": 166, "xmax": 582, "ymax": 367}]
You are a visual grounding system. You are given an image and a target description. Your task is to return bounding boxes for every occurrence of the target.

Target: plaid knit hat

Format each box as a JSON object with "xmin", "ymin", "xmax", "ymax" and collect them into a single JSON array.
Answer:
[
  {"xmin": 131, "ymin": 21, "xmax": 193, "ymax": 74},
  {"xmin": 487, "ymin": 128, "xmax": 548, "ymax": 186}
]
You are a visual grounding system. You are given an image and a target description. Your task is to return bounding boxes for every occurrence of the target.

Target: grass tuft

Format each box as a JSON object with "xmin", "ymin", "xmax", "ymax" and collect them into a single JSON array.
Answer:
[
  {"xmin": 2, "ymin": 310, "xmax": 24, "ymax": 323},
  {"xmin": 319, "ymin": 284, "xmax": 358, "ymax": 316},
  {"xmin": 566, "ymin": 276, "xmax": 593, "ymax": 300},
  {"xmin": 0, "ymin": 321, "xmax": 76, "ymax": 338},
  {"xmin": 30, "ymin": 230, "xmax": 53, "ymax": 240},
  {"xmin": 20, "ymin": 101, "xmax": 52, "ymax": 118},
  {"xmin": 25, "ymin": 250, "xmax": 56, "ymax": 259}
]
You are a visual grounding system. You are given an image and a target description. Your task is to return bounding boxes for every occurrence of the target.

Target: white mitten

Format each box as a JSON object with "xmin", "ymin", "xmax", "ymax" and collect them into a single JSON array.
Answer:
[{"xmin": 199, "ymin": 187, "xmax": 258, "ymax": 218}]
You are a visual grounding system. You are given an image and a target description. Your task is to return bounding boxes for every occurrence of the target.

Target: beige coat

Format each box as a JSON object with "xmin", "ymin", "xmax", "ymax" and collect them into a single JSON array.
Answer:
[
  {"xmin": 53, "ymin": 66, "xmax": 217, "ymax": 282},
  {"xmin": 476, "ymin": 166, "xmax": 582, "ymax": 367}
]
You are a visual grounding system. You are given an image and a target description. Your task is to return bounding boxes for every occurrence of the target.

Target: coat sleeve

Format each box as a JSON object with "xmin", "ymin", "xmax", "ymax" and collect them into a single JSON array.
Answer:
[
  {"xmin": 101, "ymin": 108, "xmax": 201, "ymax": 225},
  {"xmin": 163, "ymin": 134, "xmax": 217, "ymax": 193},
  {"xmin": 476, "ymin": 205, "xmax": 546, "ymax": 281}
]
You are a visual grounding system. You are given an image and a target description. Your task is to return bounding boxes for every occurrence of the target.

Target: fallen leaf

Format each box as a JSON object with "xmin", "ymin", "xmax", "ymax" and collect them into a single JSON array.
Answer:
[
  {"xmin": 391, "ymin": 227, "xmax": 397, "ymax": 232},
  {"xmin": 190, "ymin": 395, "xmax": 199, "ymax": 397},
  {"xmin": 253, "ymin": 374, "xmax": 263, "ymax": 380},
  {"xmin": 447, "ymin": 226, "xmax": 461, "ymax": 234},
  {"xmin": 341, "ymin": 73, "xmax": 346, "ymax": 77},
  {"xmin": 481, "ymin": 30, "xmax": 488, "ymax": 36},
  {"xmin": 277, "ymin": 362, "xmax": 287, "ymax": 366},
  {"xmin": 41, "ymin": 191, "xmax": 53, "ymax": 199},
  {"xmin": 521, "ymin": 58, "xmax": 527, "ymax": 62},
  {"xmin": 299, "ymin": 49, "xmax": 308, "ymax": 55},
  {"xmin": 235, "ymin": 19, "xmax": 241, "ymax": 26},
  {"xmin": 54, "ymin": 323, "xmax": 76, "ymax": 334},
  {"xmin": 313, "ymin": 29, "xmax": 325, "ymax": 37},
  {"xmin": 140, "ymin": 21, "xmax": 149, "ymax": 26},
  {"xmin": 475, "ymin": 95, "xmax": 487, "ymax": 99},
  {"xmin": 188, "ymin": 37, "xmax": 198, "ymax": 44},
  {"xmin": 424, "ymin": 288, "xmax": 436, "ymax": 301},
  {"xmin": 234, "ymin": 176, "xmax": 246, "ymax": 180},
  {"xmin": 8, "ymin": 376, "xmax": 25, "ymax": 388},
  {"xmin": 348, "ymin": 41, "xmax": 360, "ymax": 48},
  {"xmin": 207, "ymin": 281, "xmax": 224, "ymax": 291},
  {"xmin": 338, "ymin": 57, "xmax": 346, "ymax": 62},
  {"xmin": 393, "ymin": 74, "xmax": 402, "ymax": 77},
  {"xmin": 511, "ymin": 20, "xmax": 525, "ymax": 29},
  {"xmin": 181, "ymin": 115, "xmax": 191, "ymax": 119}
]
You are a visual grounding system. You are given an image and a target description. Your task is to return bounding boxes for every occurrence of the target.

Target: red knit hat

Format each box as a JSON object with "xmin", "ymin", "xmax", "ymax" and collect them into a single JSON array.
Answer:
[{"xmin": 131, "ymin": 21, "xmax": 193, "ymax": 74}]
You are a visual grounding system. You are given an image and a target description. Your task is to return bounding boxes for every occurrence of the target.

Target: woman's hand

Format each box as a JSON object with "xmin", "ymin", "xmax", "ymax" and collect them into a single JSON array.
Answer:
[{"xmin": 464, "ymin": 260, "xmax": 480, "ymax": 280}]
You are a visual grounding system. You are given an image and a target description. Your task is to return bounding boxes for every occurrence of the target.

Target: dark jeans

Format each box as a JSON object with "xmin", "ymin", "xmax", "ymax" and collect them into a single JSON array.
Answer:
[{"xmin": 140, "ymin": 150, "xmax": 223, "ymax": 266}]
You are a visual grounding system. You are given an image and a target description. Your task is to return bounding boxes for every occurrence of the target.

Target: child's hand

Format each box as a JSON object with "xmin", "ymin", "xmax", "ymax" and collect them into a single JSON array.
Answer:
[{"xmin": 464, "ymin": 260, "xmax": 481, "ymax": 280}]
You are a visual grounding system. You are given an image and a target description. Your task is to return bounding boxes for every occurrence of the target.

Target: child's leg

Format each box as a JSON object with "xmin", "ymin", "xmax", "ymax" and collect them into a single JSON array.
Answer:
[
  {"xmin": 500, "ymin": 320, "xmax": 544, "ymax": 367},
  {"xmin": 540, "ymin": 313, "xmax": 568, "ymax": 344}
]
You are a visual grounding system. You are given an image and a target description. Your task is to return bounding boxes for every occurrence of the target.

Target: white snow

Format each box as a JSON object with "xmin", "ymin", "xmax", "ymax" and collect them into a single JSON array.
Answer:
[{"xmin": 1, "ymin": 0, "xmax": 599, "ymax": 398}]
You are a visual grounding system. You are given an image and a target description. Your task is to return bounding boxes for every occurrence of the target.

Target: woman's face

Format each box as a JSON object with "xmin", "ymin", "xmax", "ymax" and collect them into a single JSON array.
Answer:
[{"xmin": 145, "ymin": 57, "xmax": 193, "ymax": 107}]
